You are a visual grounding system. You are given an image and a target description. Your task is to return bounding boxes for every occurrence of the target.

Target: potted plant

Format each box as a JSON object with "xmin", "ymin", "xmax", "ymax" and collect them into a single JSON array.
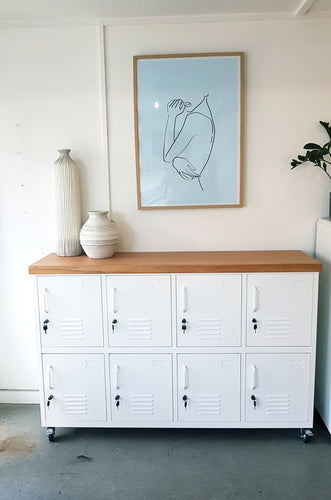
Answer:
[
  {"xmin": 291, "ymin": 121, "xmax": 331, "ymax": 216},
  {"xmin": 291, "ymin": 121, "xmax": 331, "ymax": 178}
]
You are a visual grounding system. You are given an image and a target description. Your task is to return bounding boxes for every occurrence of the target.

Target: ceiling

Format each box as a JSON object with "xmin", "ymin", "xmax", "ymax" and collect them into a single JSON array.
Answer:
[{"xmin": 1, "ymin": 0, "xmax": 331, "ymax": 23}]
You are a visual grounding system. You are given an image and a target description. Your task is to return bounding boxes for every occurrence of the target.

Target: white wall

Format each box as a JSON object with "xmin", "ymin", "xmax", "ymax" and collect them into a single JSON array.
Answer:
[
  {"xmin": 0, "ymin": 25, "xmax": 107, "ymax": 401},
  {"xmin": 0, "ymin": 16, "xmax": 331, "ymax": 399},
  {"xmin": 106, "ymin": 18, "xmax": 331, "ymax": 252}
]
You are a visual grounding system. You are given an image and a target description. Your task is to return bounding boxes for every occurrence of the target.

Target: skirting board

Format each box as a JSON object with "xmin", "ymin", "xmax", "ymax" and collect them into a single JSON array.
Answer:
[{"xmin": 0, "ymin": 390, "xmax": 39, "ymax": 404}]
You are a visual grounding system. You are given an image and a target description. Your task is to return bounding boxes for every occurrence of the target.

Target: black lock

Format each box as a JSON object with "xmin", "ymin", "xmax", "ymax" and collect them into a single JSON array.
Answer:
[{"xmin": 43, "ymin": 319, "xmax": 49, "ymax": 334}]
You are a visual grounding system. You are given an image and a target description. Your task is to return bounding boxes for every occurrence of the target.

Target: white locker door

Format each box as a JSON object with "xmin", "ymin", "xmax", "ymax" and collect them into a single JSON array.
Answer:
[
  {"xmin": 110, "ymin": 354, "xmax": 172, "ymax": 422},
  {"xmin": 246, "ymin": 273, "xmax": 314, "ymax": 347},
  {"xmin": 106, "ymin": 275, "xmax": 172, "ymax": 347},
  {"xmin": 38, "ymin": 276, "xmax": 103, "ymax": 347},
  {"xmin": 176, "ymin": 275, "xmax": 241, "ymax": 347},
  {"xmin": 245, "ymin": 354, "xmax": 311, "ymax": 422},
  {"xmin": 42, "ymin": 354, "xmax": 106, "ymax": 425},
  {"xmin": 178, "ymin": 354, "xmax": 240, "ymax": 422}
]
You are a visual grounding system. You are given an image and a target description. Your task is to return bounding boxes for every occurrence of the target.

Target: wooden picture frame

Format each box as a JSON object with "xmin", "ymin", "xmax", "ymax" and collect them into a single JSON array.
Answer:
[{"xmin": 133, "ymin": 52, "xmax": 244, "ymax": 209}]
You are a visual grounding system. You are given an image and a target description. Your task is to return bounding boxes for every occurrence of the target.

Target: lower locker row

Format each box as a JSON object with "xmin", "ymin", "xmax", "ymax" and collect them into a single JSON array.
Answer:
[{"xmin": 41, "ymin": 353, "xmax": 311, "ymax": 426}]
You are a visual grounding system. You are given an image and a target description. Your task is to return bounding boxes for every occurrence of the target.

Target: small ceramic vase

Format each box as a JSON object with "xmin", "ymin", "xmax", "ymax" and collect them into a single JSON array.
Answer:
[{"xmin": 80, "ymin": 211, "xmax": 119, "ymax": 259}]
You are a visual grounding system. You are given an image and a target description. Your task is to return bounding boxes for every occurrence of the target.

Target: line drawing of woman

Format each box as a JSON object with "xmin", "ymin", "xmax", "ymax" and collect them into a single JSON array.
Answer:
[{"xmin": 163, "ymin": 94, "xmax": 215, "ymax": 191}]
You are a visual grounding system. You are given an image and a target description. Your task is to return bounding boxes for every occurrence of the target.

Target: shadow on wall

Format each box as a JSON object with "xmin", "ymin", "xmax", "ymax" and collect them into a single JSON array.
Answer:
[{"xmin": 109, "ymin": 213, "xmax": 135, "ymax": 252}]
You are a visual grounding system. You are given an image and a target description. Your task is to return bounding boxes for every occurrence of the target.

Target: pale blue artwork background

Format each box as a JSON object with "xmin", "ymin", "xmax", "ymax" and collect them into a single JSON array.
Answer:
[{"xmin": 136, "ymin": 55, "xmax": 241, "ymax": 207}]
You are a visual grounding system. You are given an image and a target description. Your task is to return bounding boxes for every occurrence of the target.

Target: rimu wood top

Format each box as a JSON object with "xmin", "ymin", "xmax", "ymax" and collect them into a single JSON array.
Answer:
[{"xmin": 29, "ymin": 251, "xmax": 321, "ymax": 274}]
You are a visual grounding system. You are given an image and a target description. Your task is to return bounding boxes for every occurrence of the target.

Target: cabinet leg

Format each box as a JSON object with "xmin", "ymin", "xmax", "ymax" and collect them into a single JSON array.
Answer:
[{"xmin": 46, "ymin": 427, "xmax": 56, "ymax": 442}]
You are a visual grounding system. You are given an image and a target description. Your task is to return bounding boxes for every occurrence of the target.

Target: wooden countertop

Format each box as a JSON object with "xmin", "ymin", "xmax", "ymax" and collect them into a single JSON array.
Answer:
[{"xmin": 29, "ymin": 251, "xmax": 322, "ymax": 274}]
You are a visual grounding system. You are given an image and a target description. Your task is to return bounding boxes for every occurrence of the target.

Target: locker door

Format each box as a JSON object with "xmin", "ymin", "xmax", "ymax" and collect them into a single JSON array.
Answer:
[
  {"xmin": 106, "ymin": 275, "xmax": 172, "ymax": 347},
  {"xmin": 110, "ymin": 354, "xmax": 172, "ymax": 422},
  {"xmin": 38, "ymin": 276, "xmax": 103, "ymax": 347},
  {"xmin": 178, "ymin": 354, "xmax": 240, "ymax": 422},
  {"xmin": 176, "ymin": 275, "xmax": 241, "ymax": 347},
  {"xmin": 245, "ymin": 354, "xmax": 311, "ymax": 422},
  {"xmin": 42, "ymin": 354, "xmax": 106, "ymax": 425},
  {"xmin": 246, "ymin": 273, "xmax": 314, "ymax": 347}
]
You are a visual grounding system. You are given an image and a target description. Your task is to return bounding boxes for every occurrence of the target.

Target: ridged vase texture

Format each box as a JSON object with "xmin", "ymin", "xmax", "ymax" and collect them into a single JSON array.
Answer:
[
  {"xmin": 80, "ymin": 211, "xmax": 119, "ymax": 259},
  {"xmin": 52, "ymin": 149, "xmax": 82, "ymax": 256}
]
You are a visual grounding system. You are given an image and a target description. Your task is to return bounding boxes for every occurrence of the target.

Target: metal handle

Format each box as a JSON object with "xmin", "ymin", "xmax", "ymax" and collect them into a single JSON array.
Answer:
[
  {"xmin": 44, "ymin": 288, "xmax": 49, "ymax": 314},
  {"xmin": 251, "ymin": 364, "xmax": 257, "ymax": 390},
  {"xmin": 48, "ymin": 365, "xmax": 54, "ymax": 390},
  {"xmin": 183, "ymin": 365, "xmax": 189, "ymax": 390},
  {"xmin": 111, "ymin": 288, "xmax": 117, "ymax": 314},
  {"xmin": 252, "ymin": 286, "xmax": 259, "ymax": 313},
  {"xmin": 115, "ymin": 365, "xmax": 120, "ymax": 390},
  {"xmin": 182, "ymin": 287, "xmax": 187, "ymax": 313}
]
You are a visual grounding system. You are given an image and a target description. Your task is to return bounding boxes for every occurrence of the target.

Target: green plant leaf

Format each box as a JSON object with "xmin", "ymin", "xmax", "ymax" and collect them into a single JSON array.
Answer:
[{"xmin": 303, "ymin": 143, "xmax": 322, "ymax": 150}]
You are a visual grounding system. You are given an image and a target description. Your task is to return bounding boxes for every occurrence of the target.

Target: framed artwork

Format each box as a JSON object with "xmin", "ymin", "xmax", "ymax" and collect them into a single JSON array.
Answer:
[{"xmin": 133, "ymin": 52, "xmax": 243, "ymax": 209}]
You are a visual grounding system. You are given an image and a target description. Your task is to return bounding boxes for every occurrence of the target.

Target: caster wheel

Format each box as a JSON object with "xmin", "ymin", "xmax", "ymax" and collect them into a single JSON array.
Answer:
[
  {"xmin": 300, "ymin": 428, "xmax": 313, "ymax": 443},
  {"xmin": 46, "ymin": 427, "xmax": 56, "ymax": 442},
  {"xmin": 302, "ymin": 433, "xmax": 309, "ymax": 443}
]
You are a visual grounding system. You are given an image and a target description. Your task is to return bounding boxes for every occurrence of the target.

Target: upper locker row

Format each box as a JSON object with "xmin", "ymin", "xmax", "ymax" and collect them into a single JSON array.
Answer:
[{"xmin": 37, "ymin": 273, "xmax": 315, "ymax": 348}]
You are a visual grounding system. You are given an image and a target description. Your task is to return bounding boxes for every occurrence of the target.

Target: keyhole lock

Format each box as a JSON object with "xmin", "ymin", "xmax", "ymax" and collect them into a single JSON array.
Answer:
[
  {"xmin": 115, "ymin": 395, "xmax": 120, "ymax": 408},
  {"xmin": 112, "ymin": 319, "xmax": 118, "ymax": 332},
  {"xmin": 183, "ymin": 395, "xmax": 188, "ymax": 408},
  {"xmin": 181, "ymin": 319, "xmax": 187, "ymax": 332},
  {"xmin": 47, "ymin": 394, "xmax": 54, "ymax": 408},
  {"xmin": 252, "ymin": 318, "xmax": 258, "ymax": 332},
  {"xmin": 43, "ymin": 319, "xmax": 49, "ymax": 334},
  {"xmin": 251, "ymin": 394, "xmax": 257, "ymax": 410}
]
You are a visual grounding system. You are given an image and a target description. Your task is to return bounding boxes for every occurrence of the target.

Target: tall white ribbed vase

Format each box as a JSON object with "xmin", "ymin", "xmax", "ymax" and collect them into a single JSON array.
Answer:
[{"xmin": 52, "ymin": 149, "xmax": 82, "ymax": 256}]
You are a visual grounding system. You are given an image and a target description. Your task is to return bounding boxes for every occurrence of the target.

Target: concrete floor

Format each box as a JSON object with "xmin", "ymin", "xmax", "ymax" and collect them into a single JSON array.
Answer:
[{"xmin": 0, "ymin": 404, "xmax": 330, "ymax": 500}]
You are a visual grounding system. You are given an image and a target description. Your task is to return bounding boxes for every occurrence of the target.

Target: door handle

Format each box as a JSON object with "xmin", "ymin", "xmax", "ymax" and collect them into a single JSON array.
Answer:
[
  {"xmin": 252, "ymin": 286, "xmax": 259, "ymax": 312},
  {"xmin": 183, "ymin": 365, "xmax": 189, "ymax": 390},
  {"xmin": 251, "ymin": 364, "xmax": 257, "ymax": 390},
  {"xmin": 48, "ymin": 365, "xmax": 54, "ymax": 390},
  {"xmin": 182, "ymin": 287, "xmax": 187, "ymax": 313},
  {"xmin": 44, "ymin": 288, "xmax": 49, "ymax": 314},
  {"xmin": 115, "ymin": 364, "xmax": 120, "ymax": 390},
  {"xmin": 111, "ymin": 287, "xmax": 117, "ymax": 314}
]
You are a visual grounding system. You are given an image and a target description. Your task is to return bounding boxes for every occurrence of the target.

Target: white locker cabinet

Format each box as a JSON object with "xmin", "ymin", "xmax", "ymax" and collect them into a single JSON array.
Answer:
[
  {"xmin": 29, "ymin": 251, "xmax": 321, "ymax": 442},
  {"xmin": 110, "ymin": 354, "xmax": 173, "ymax": 422},
  {"xmin": 37, "ymin": 276, "xmax": 103, "ymax": 347},
  {"xmin": 177, "ymin": 354, "xmax": 240, "ymax": 422},
  {"xmin": 245, "ymin": 354, "xmax": 311, "ymax": 422},
  {"xmin": 315, "ymin": 218, "xmax": 331, "ymax": 434},
  {"xmin": 42, "ymin": 354, "xmax": 107, "ymax": 425},
  {"xmin": 176, "ymin": 275, "xmax": 241, "ymax": 347},
  {"xmin": 106, "ymin": 275, "xmax": 172, "ymax": 347}
]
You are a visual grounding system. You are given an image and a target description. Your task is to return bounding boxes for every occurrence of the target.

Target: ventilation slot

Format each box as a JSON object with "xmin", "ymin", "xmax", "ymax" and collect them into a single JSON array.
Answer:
[
  {"xmin": 198, "ymin": 319, "xmax": 222, "ymax": 340},
  {"xmin": 266, "ymin": 395, "xmax": 290, "ymax": 415},
  {"xmin": 267, "ymin": 318, "xmax": 292, "ymax": 339},
  {"xmin": 130, "ymin": 395, "xmax": 154, "ymax": 415},
  {"xmin": 198, "ymin": 395, "xmax": 221, "ymax": 415},
  {"xmin": 128, "ymin": 319, "xmax": 152, "ymax": 340},
  {"xmin": 64, "ymin": 394, "xmax": 88, "ymax": 415},
  {"xmin": 60, "ymin": 319, "xmax": 84, "ymax": 340}
]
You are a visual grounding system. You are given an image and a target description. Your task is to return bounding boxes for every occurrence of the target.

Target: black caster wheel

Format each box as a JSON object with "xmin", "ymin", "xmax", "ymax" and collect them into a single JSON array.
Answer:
[
  {"xmin": 300, "ymin": 428, "xmax": 314, "ymax": 443},
  {"xmin": 46, "ymin": 427, "xmax": 56, "ymax": 442}
]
